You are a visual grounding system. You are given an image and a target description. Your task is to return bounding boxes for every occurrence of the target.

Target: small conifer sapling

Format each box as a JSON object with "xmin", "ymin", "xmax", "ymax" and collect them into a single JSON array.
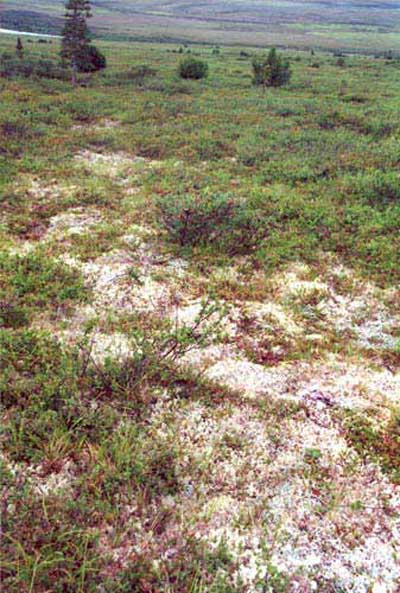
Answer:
[{"xmin": 16, "ymin": 37, "xmax": 24, "ymax": 60}]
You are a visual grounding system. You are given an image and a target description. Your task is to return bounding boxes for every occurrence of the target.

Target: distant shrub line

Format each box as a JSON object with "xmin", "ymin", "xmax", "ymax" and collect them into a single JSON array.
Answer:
[
  {"xmin": 0, "ymin": 55, "xmax": 70, "ymax": 80},
  {"xmin": 1, "ymin": 42, "xmax": 294, "ymax": 89}
]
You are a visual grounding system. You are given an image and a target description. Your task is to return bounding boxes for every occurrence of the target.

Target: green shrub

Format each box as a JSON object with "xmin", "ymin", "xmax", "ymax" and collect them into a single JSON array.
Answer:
[
  {"xmin": 35, "ymin": 59, "xmax": 58, "ymax": 78},
  {"xmin": 236, "ymin": 132, "xmax": 270, "ymax": 166},
  {"xmin": 113, "ymin": 64, "xmax": 157, "ymax": 86},
  {"xmin": 343, "ymin": 409, "xmax": 400, "ymax": 483},
  {"xmin": 1, "ymin": 121, "xmax": 30, "ymax": 140},
  {"xmin": 75, "ymin": 45, "xmax": 107, "ymax": 73},
  {"xmin": 178, "ymin": 57, "xmax": 209, "ymax": 80},
  {"xmin": 345, "ymin": 170, "xmax": 400, "ymax": 206},
  {"xmin": 0, "ymin": 329, "xmax": 120, "ymax": 466},
  {"xmin": 1, "ymin": 492, "xmax": 102, "ymax": 592},
  {"xmin": 0, "ymin": 251, "xmax": 87, "ymax": 328},
  {"xmin": 156, "ymin": 192, "xmax": 265, "ymax": 254},
  {"xmin": 195, "ymin": 132, "xmax": 231, "ymax": 160},
  {"xmin": 0, "ymin": 329, "xmax": 80, "ymax": 411},
  {"xmin": 0, "ymin": 57, "xmax": 34, "ymax": 78}
]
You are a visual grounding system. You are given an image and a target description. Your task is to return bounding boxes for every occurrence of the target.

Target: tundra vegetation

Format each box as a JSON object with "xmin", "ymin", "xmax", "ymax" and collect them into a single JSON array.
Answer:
[{"xmin": 0, "ymin": 31, "xmax": 399, "ymax": 593}]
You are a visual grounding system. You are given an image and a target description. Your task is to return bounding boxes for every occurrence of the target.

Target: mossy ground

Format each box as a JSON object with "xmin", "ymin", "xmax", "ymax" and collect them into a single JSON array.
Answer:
[{"xmin": 0, "ymin": 36, "xmax": 399, "ymax": 593}]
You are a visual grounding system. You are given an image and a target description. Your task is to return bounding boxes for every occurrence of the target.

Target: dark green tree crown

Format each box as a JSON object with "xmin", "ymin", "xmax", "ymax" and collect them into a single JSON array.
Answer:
[
  {"xmin": 61, "ymin": 0, "xmax": 92, "ymax": 62},
  {"xmin": 64, "ymin": 0, "xmax": 92, "ymax": 17}
]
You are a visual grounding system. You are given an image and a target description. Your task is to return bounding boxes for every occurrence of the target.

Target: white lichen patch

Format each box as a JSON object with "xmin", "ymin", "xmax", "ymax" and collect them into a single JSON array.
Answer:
[
  {"xmin": 74, "ymin": 150, "xmax": 162, "ymax": 179},
  {"xmin": 170, "ymin": 299, "xmax": 209, "ymax": 326},
  {"xmin": 171, "ymin": 299, "xmax": 237, "ymax": 339},
  {"xmin": 3, "ymin": 457, "xmax": 76, "ymax": 497},
  {"xmin": 32, "ymin": 302, "xmax": 97, "ymax": 348},
  {"xmin": 121, "ymin": 223, "xmax": 158, "ymax": 244},
  {"xmin": 271, "ymin": 263, "xmax": 327, "ymax": 301},
  {"xmin": 241, "ymin": 301, "xmax": 303, "ymax": 339},
  {"xmin": 317, "ymin": 293, "xmax": 399, "ymax": 352},
  {"xmin": 18, "ymin": 177, "xmax": 79, "ymax": 202},
  {"xmin": 34, "ymin": 312, "xmax": 135, "ymax": 366},
  {"xmin": 46, "ymin": 207, "xmax": 103, "ymax": 237},
  {"xmin": 88, "ymin": 331, "xmax": 134, "ymax": 365},
  {"xmin": 1, "ymin": 178, "xmax": 82, "ymax": 236},
  {"xmin": 205, "ymin": 359, "xmax": 292, "ymax": 400},
  {"xmin": 283, "ymin": 278, "xmax": 330, "ymax": 304},
  {"xmin": 268, "ymin": 261, "xmax": 399, "ymax": 354},
  {"xmin": 58, "ymin": 243, "xmax": 205, "ymax": 328},
  {"xmin": 6, "ymin": 240, "xmax": 36, "ymax": 256},
  {"xmin": 165, "ymin": 257, "xmax": 190, "ymax": 279},
  {"xmin": 32, "ymin": 246, "xmax": 194, "ymax": 359},
  {"xmin": 30, "ymin": 461, "xmax": 76, "ymax": 496},
  {"xmin": 210, "ymin": 264, "xmax": 247, "ymax": 286},
  {"xmin": 267, "ymin": 469, "xmax": 400, "ymax": 593},
  {"xmin": 275, "ymin": 358, "xmax": 400, "ymax": 421},
  {"xmin": 99, "ymin": 118, "xmax": 121, "ymax": 129},
  {"xmin": 74, "ymin": 150, "xmax": 142, "ymax": 179},
  {"xmin": 140, "ymin": 387, "xmax": 400, "ymax": 593},
  {"xmin": 71, "ymin": 119, "xmax": 121, "ymax": 132},
  {"xmin": 355, "ymin": 317, "xmax": 398, "ymax": 351},
  {"xmin": 179, "ymin": 343, "xmax": 242, "ymax": 371},
  {"xmin": 77, "ymin": 249, "xmax": 179, "ymax": 315}
]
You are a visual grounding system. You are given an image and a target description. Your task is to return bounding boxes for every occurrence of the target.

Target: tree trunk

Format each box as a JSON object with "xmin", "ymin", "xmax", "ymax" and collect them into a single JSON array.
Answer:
[{"xmin": 71, "ymin": 60, "xmax": 78, "ymax": 85}]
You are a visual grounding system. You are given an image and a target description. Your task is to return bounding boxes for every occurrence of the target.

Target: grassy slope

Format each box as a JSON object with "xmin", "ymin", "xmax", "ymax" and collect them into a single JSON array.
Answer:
[
  {"xmin": 2, "ymin": 0, "xmax": 400, "ymax": 50},
  {"xmin": 0, "ymin": 36, "xmax": 399, "ymax": 592}
]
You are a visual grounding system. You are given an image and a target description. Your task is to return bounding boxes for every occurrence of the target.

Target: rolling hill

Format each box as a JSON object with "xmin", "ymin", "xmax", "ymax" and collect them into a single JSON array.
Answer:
[{"xmin": 2, "ymin": 0, "xmax": 400, "ymax": 51}]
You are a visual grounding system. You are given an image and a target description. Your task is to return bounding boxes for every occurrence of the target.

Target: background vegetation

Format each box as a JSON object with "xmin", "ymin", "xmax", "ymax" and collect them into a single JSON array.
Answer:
[
  {"xmin": 1, "ymin": 32, "xmax": 399, "ymax": 592},
  {"xmin": 3, "ymin": 0, "xmax": 400, "ymax": 52}
]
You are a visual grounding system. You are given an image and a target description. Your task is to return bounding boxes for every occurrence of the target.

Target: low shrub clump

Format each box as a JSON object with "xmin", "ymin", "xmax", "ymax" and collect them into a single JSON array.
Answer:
[
  {"xmin": 156, "ymin": 192, "xmax": 265, "ymax": 254},
  {"xmin": 345, "ymin": 170, "xmax": 400, "ymax": 207},
  {"xmin": 0, "ymin": 250, "xmax": 88, "ymax": 328},
  {"xmin": 111, "ymin": 64, "xmax": 157, "ymax": 86},
  {"xmin": 343, "ymin": 408, "xmax": 400, "ymax": 483},
  {"xmin": 178, "ymin": 57, "xmax": 209, "ymax": 80},
  {"xmin": 74, "ymin": 45, "xmax": 107, "ymax": 73}
]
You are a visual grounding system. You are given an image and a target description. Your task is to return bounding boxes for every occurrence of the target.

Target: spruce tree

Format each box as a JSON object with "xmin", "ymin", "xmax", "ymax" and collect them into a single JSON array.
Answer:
[
  {"xmin": 252, "ymin": 48, "xmax": 291, "ymax": 88},
  {"xmin": 61, "ymin": 0, "xmax": 92, "ymax": 84},
  {"xmin": 16, "ymin": 37, "xmax": 24, "ymax": 60}
]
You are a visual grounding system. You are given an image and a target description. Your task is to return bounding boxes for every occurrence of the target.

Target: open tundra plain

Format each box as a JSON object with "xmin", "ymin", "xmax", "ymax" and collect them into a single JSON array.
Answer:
[
  {"xmin": 0, "ymin": 35, "xmax": 400, "ymax": 593},
  {"xmin": 3, "ymin": 0, "xmax": 400, "ymax": 51}
]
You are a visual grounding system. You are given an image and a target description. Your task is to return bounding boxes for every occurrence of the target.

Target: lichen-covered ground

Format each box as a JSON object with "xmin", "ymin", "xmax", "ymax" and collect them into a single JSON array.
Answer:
[{"xmin": 1, "ymin": 38, "xmax": 399, "ymax": 593}]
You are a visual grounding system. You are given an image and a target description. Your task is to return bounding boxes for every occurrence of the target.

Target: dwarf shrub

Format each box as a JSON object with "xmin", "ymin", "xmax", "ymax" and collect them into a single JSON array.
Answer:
[
  {"xmin": 179, "ymin": 57, "xmax": 208, "ymax": 80},
  {"xmin": 75, "ymin": 45, "xmax": 107, "ymax": 73},
  {"xmin": 157, "ymin": 192, "xmax": 265, "ymax": 254}
]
